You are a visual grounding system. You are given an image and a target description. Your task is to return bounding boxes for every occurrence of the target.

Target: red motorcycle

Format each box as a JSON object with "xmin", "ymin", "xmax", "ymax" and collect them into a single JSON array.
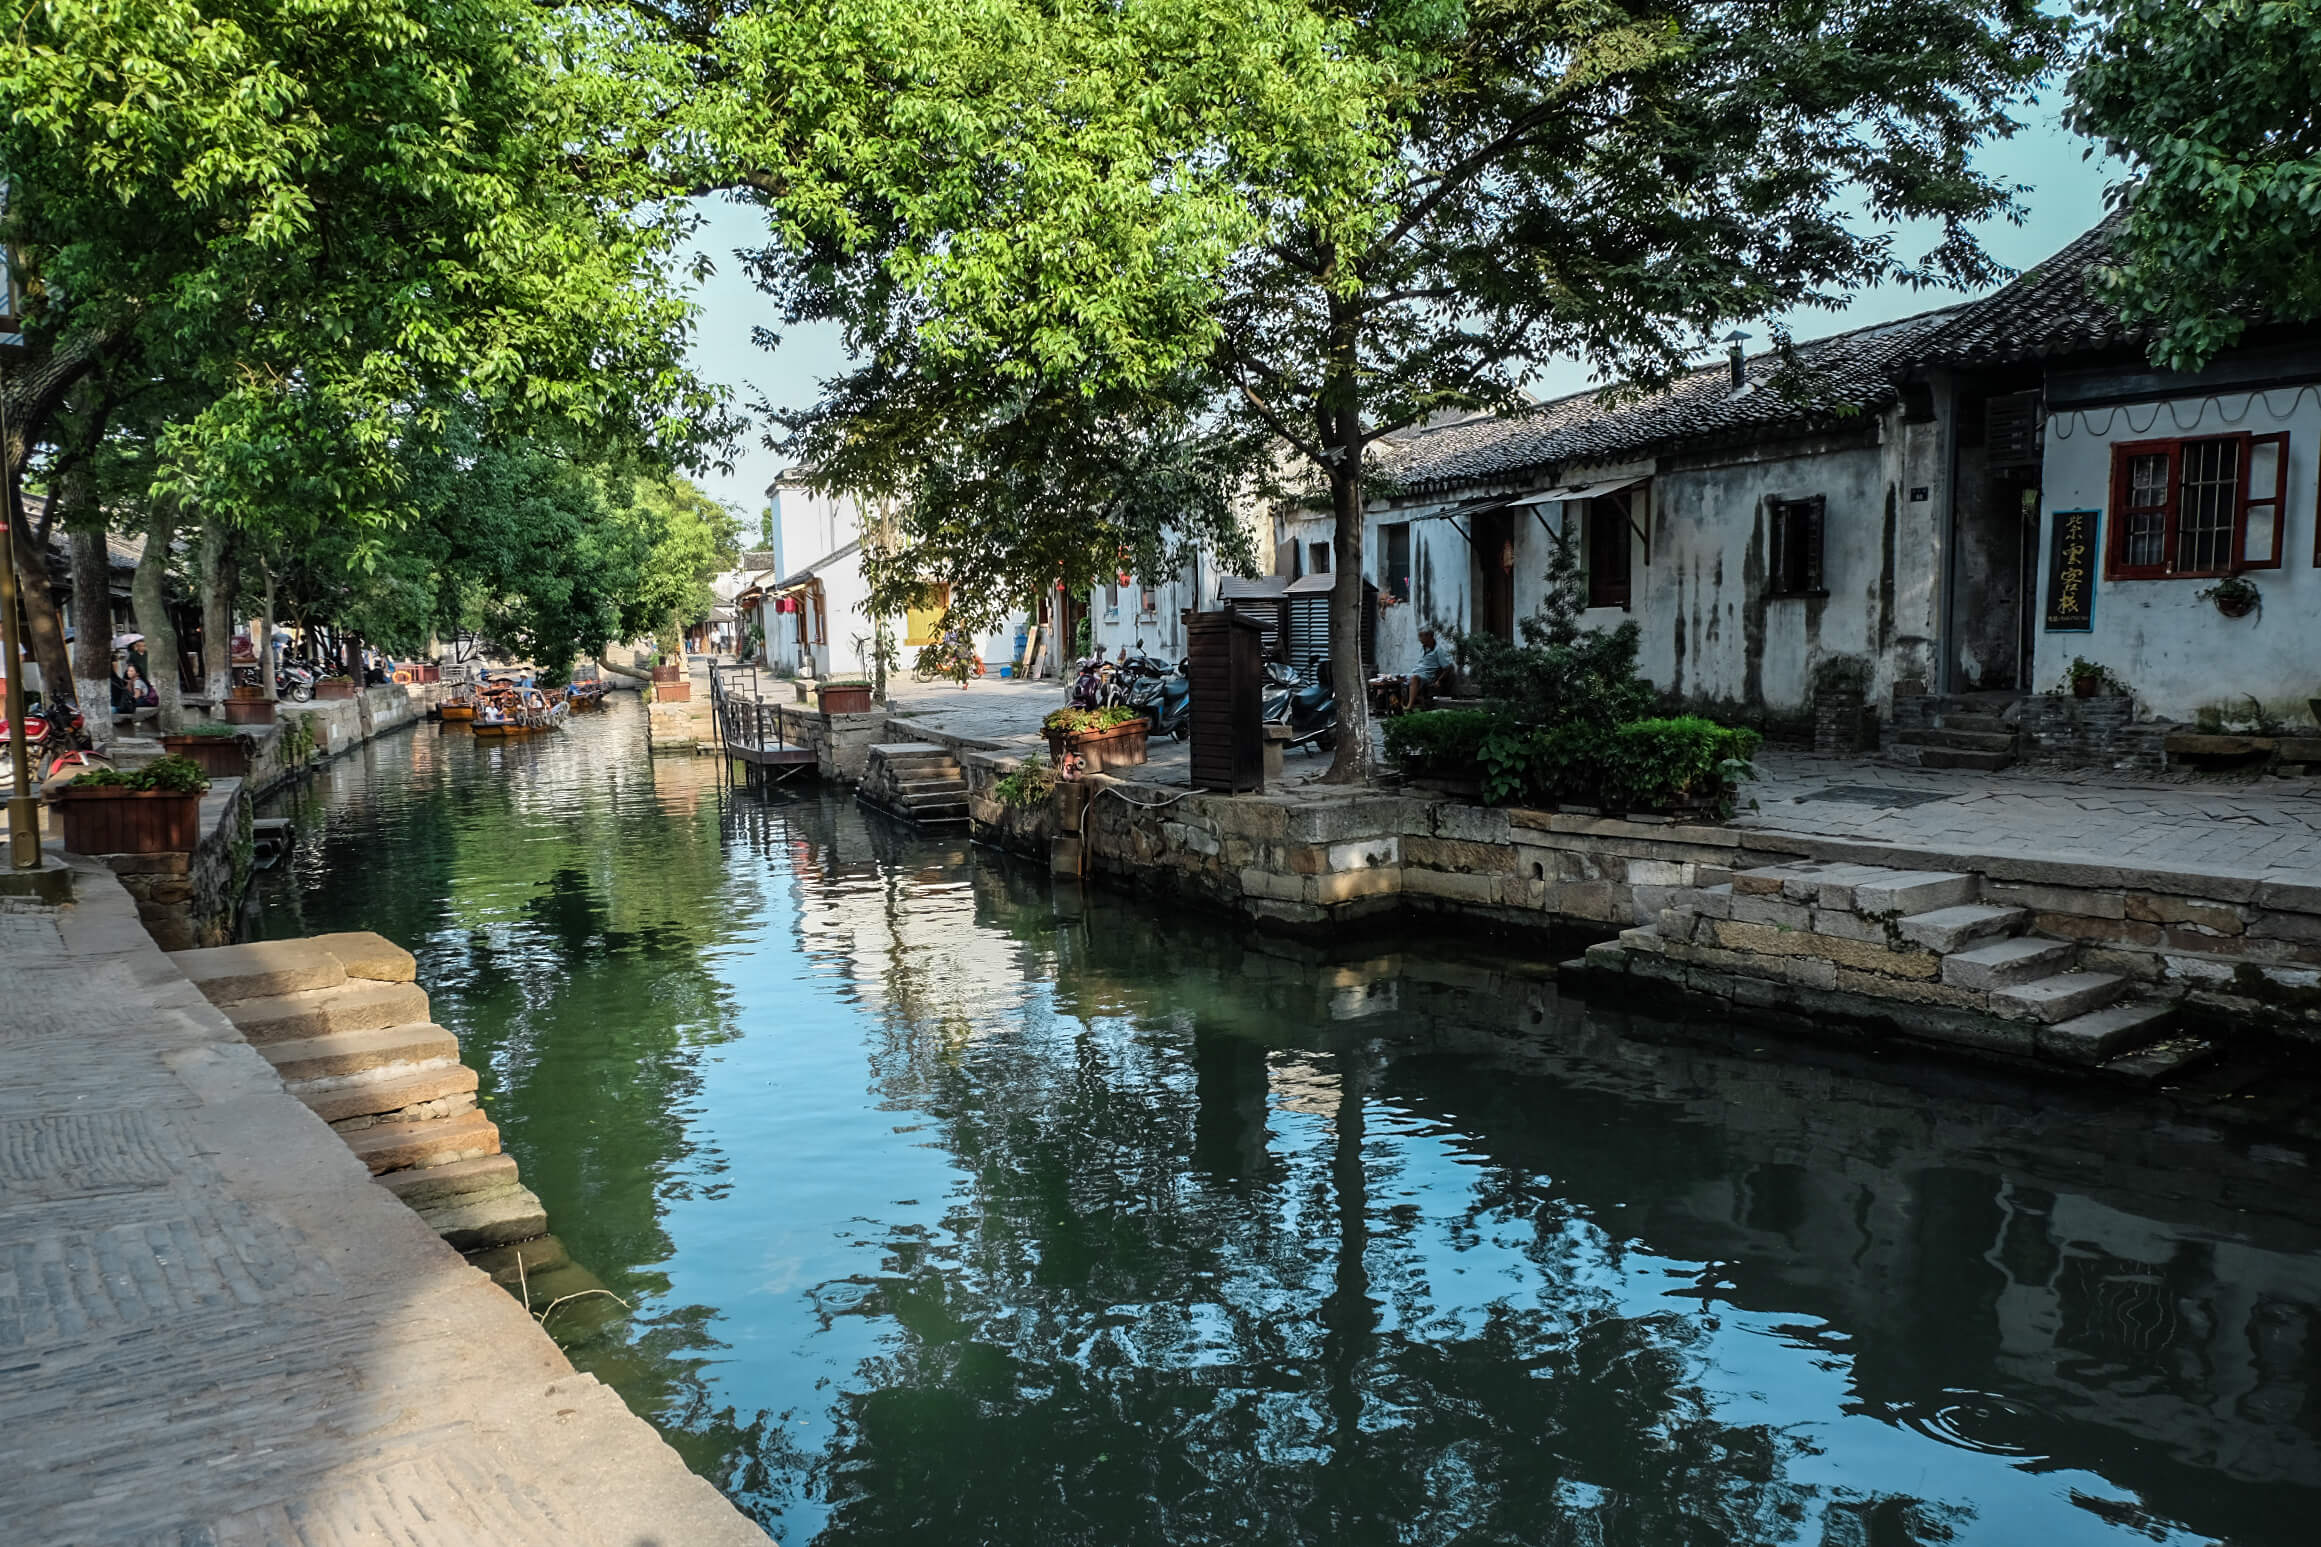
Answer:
[{"xmin": 0, "ymin": 699, "xmax": 110, "ymax": 795}]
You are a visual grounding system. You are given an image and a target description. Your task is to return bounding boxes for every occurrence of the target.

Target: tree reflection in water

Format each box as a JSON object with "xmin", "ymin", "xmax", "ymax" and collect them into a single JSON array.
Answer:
[{"xmin": 250, "ymin": 707, "xmax": 2321, "ymax": 1547}]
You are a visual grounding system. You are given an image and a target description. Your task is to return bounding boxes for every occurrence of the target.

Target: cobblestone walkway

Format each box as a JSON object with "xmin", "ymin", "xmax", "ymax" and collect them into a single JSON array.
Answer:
[
  {"xmin": 0, "ymin": 865, "xmax": 768, "ymax": 1547},
  {"xmin": 1742, "ymin": 751, "xmax": 2321, "ymax": 882}
]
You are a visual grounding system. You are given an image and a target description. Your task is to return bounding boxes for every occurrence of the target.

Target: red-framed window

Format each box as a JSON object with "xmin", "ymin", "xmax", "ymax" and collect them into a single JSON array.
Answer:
[{"xmin": 2106, "ymin": 432, "xmax": 2288, "ymax": 579}]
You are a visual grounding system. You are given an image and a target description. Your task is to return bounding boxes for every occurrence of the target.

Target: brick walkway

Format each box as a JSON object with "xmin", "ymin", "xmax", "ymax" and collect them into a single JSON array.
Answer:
[{"xmin": 0, "ymin": 864, "xmax": 767, "ymax": 1547}]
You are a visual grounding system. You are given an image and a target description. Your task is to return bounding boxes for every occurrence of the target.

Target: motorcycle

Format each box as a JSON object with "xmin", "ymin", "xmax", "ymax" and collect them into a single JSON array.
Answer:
[
  {"xmin": 1119, "ymin": 646, "xmax": 1193, "ymax": 741},
  {"xmin": 1261, "ymin": 657, "xmax": 1337, "ymax": 751},
  {"xmin": 232, "ymin": 661, "xmax": 315, "ymax": 701},
  {"xmin": 0, "ymin": 698, "xmax": 110, "ymax": 795}
]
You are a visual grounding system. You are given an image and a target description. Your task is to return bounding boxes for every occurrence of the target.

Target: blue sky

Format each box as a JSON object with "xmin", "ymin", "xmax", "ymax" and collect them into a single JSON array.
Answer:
[{"xmin": 679, "ymin": 104, "xmax": 2116, "ymax": 522}]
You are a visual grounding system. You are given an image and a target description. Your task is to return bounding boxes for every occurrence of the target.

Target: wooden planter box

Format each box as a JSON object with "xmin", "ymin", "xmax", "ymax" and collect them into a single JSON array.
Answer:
[
  {"xmin": 818, "ymin": 684, "xmax": 874, "ymax": 714},
  {"xmin": 228, "ymin": 683, "xmax": 268, "ymax": 702},
  {"xmin": 1046, "ymin": 720, "xmax": 1149, "ymax": 773},
  {"xmin": 162, "ymin": 734, "xmax": 252, "ymax": 779},
  {"xmin": 650, "ymin": 664, "xmax": 683, "ymax": 684},
  {"xmin": 656, "ymin": 680, "xmax": 692, "ymax": 703},
  {"xmin": 222, "ymin": 697, "xmax": 276, "ymax": 726},
  {"xmin": 315, "ymin": 679, "xmax": 358, "ymax": 701},
  {"xmin": 57, "ymin": 787, "xmax": 206, "ymax": 855}
]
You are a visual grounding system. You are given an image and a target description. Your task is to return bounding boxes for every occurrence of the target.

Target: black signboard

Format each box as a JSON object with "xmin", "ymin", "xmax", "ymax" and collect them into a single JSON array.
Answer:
[{"xmin": 2044, "ymin": 507, "xmax": 2100, "ymax": 631}]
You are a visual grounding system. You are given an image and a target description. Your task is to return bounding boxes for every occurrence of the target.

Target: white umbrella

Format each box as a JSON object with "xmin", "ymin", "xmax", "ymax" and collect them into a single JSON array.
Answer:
[{"xmin": 111, "ymin": 633, "xmax": 144, "ymax": 648}]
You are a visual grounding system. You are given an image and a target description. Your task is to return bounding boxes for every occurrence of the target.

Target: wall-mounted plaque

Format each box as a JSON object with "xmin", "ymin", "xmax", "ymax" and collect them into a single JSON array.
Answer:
[{"xmin": 2044, "ymin": 507, "xmax": 2100, "ymax": 631}]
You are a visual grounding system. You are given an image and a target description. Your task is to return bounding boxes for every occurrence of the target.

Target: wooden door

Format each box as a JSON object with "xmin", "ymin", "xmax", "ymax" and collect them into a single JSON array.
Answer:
[{"xmin": 1473, "ymin": 509, "xmax": 1516, "ymax": 640}]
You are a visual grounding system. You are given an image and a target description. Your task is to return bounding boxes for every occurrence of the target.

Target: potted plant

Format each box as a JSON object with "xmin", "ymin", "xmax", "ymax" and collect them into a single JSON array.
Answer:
[
  {"xmin": 1042, "ymin": 705, "xmax": 1149, "ymax": 772},
  {"xmin": 314, "ymin": 674, "xmax": 358, "ymax": 700},
  {"xmin": 2199, "ymin": 574, "xmax": 2260, "ymax": 619},
  {"xmin": 54, "ymin": 755, "xmax": 211, "ymax": 855},
  {"xmin": 222, "ymin": 690, "xmax": 277, "ymax": 725},
  {"xmin": 2064, "ymin": 656, "xmax": 2106, "ymax": 698},
  {"xmin": 817, "ymin": 677, "xmax": 875, "ymax": 714},
  {"xmin": 160, "ymin": 723, "xmax": 255, "ymax": 778}
]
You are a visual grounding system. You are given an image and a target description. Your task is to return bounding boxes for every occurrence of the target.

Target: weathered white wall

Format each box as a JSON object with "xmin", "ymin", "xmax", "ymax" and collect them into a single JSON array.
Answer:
[
  {"xmin": 2038, "ymin": 385, "xmax": 2321, "ymax": 723},
  {"xmin": 1363, "ymin": 408, "xmax": 1950, "ymax": 722},
  {"xmin": 769, "ymin": 478, "xmax": 860, "ymax": 581}
]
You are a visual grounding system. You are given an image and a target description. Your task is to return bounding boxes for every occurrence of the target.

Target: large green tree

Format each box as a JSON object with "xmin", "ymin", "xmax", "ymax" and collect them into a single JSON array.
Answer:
[
  {"xmin": 2069, "ymin": 0, "xmax": 2321, "ymax": 370},
  {"xmin": 726, "ymin": 0, "xmax": 2070, "ymax": 779}
]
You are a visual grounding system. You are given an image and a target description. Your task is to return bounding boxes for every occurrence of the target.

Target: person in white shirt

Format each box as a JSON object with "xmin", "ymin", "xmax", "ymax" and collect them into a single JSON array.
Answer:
[{"xmin": 1405, "ymin": 627, "xmax": 1457, "ymax": 708}]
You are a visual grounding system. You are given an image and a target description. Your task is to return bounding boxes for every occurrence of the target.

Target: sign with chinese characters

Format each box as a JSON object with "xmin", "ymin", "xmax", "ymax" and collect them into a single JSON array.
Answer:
[{"xmin": 2044, "ymin": 508, "xmax": 2100, "ymax": 631}]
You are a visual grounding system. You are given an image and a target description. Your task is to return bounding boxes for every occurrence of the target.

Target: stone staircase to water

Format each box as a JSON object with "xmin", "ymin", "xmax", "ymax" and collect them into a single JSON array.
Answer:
[
  {"xmin": 171, "ymin": 933, "xmax": 548, "ymax": 1250},
  {"xmin": 1587, "ymin": 860, "xmax": 2216, "ymax": 1079},
  {"xmin": 859, "ymin": 742, "xmax": 971, "ymax": 827}
]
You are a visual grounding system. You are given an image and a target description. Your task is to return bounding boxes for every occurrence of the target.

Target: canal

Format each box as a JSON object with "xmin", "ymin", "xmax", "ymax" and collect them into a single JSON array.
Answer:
[{"xmin": 250, "ymin": 700, "xmax": 2321, "ymax": 1547}]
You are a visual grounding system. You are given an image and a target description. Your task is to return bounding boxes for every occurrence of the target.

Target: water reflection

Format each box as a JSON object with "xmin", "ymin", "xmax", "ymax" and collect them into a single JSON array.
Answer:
[{"xmin": 252, "ymin": 701, "xmax": 2321, "ymax": 1546}]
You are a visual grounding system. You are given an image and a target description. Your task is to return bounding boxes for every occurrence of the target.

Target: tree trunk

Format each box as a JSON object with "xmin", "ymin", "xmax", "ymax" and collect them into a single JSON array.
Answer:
[
  {"xmin": 1323, "ymin": 294, "xmax": 1370, "ymax": 784},
  {"xmin": 258, "ymin": 562, "xmax": 279, "ymax": 703},
  {"xmin": 199, "ymin": 518, "xmax": 236, "ymax": 705},
  {"xmin": 133, "ymin": 507, "xmax": 184, "ymax": 733},
  {"xmin": 69, "ymin": 530, "xmax": 115, "ymax": 752},
  {"xmin": 7, "ymin": 519, "xmax": 74, "ymax": 712}
]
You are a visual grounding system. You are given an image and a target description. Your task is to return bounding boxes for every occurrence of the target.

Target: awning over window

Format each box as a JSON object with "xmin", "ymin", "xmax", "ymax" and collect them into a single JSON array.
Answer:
[{"xmin": 1512, "ymin": 474, "xmax": 1648, "ymax": 506}]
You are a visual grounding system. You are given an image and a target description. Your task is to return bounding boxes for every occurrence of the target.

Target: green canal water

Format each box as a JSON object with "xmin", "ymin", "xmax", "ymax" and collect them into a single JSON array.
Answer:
[{"xmin": 249, "ymin": 699, "xmax": 2321, "ymax": 1547}]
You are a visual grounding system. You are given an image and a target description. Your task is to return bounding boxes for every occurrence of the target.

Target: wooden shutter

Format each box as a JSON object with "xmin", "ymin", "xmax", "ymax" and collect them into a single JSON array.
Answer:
[
  {"xmin": 2239, "ymin": 431, "xmax": 2288, "ymax": 570},
  {"xmin": 1986, "ymin": 392, "xmax": 2042, "ymax": 470},
  {"xmin": 1799, "ymin": 495, "xmax": 1826, "ymax": 593}
]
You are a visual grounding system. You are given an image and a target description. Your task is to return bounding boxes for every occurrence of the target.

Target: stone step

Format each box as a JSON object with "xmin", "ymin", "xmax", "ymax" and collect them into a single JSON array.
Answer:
[
  {"xmin": 1896, "ymin": 903, "xmax": 2026, "ymax": 953},
  {"xmin": 1851, "ymin": 871, "xmax": 1980, "ymax": 915},
  {"xmin": 1990, "ymin": 970, "xmax": 2129, "ymax": 1023},
  {"xmin": 415, "ymin": 1184, "xmax": 548, "ymax": 1250},
  {"xmin": 897, "ymin": 778, "xmax": 968, "ymax": 797},
  {"xmin": 2099, "ymin": 1031, "xmax": 2219, "ymax": 1084},
  {"xmin": 256, "ymin": 1021, "xmax": 460, "ymax": 1082},
  {"xmin": 1938, "ymin": 712, "xmax": 2010, "ymax": 735},
  {"xmin": 304, "ymin": 930, "xmax": 419, "ymax": 983},
  {"xmin": 222, "ymin": 978, "xmax": 432, "ymax": 1045},
  {"xmin": 468, "ymin": 1233, "xmax": 571, "ymax": 1287},
  {"xmin": 341, "ymin": 1107, "xmax": 501, "ymax": 1174},
  {"xmin": 290, "ymin": 1058, "xmax": 477, "ymax": 1124},
  {"xmin": 1942, "ymin": 936, "xmax": 2075, "ymax": 991},
  {"xmin": 2038, "ymin": 999, "xmax": 2178, "ymax": 1066},
  {"xmin": 169, "ymin": 939, "xmax": 347, "ymax": 1006},
  {"xmin": 1898, "ymin": 727, "xmax": 2018, "ymax": 753},
  {"xmin": 376, "ymin": 1152, "xmax": 522, "ymax": 1210},
  {"xmin": 1916, "ymin": 747, "xmax": 2015, "ymax": 772}
]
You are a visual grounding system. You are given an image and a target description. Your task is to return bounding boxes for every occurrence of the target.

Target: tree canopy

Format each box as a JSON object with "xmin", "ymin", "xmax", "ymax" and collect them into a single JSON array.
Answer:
[
  {"xmin": 2069, "ymin": 0, "xmax": 2321, "ymax": 370},
  {"xmin": 735, "ymin": 0, "xmax": 2071, "ymax": 776}
]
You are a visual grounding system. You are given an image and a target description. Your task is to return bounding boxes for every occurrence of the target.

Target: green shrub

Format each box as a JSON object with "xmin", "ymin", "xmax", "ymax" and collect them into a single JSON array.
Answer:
[
  {"xmin": 1597, "ymin": 718, "xmax": 1761, "ymax": 814},
  {"xmin": 1042, "ymin": 705, "xmax": 1141, "ymax": 735},
  {"xmin": 991, "ymin": 753, "xmax": 1057, "ymax": 809},
  {"xmin": 173, "ymin": 722, "xmax": 243, "ymax": 738},
  {"xmin": 69, "ymin": 755, "xmax": 211, "ymax": 794},
  {"xmin": 1380, "ymin": 709, "xmax": 1495, "ymax": 774}
]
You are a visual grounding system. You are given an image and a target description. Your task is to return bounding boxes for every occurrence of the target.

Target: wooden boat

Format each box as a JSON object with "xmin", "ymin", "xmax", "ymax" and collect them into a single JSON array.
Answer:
[
  {"xmin": 438, "ymin": 701, "xmax": 476, "ymax": 723},
  {"xmin": 472, "ymin": 684, "xmax": 566, "ymax": 736}
]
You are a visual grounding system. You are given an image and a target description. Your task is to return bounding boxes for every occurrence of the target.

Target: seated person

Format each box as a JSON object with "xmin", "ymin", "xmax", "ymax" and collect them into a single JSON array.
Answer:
[{"xmin": 1404, "ymin": 627, "xmax": 1457, "ymax": 707}]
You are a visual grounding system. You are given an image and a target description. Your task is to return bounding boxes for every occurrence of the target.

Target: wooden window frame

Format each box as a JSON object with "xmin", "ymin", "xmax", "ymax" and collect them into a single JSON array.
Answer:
[
  {"xmin": 1766, "ymin": 494, "xmax": 1827, "ymax": 599},
  {"xmin": 1587, "ymin": 492, "xmax": 1634, "ymax": 610},
  {"xmin": 2104, "ymin": 432, "xmax": 2287, "ymax": 579},
  {"xmin": 1377, "ymin": 521, "xmax": 1412, "ymax": 603}
]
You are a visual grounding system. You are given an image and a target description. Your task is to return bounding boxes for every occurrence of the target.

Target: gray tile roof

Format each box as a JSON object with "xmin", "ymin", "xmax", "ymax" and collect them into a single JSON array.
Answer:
[
  {"xmin": 1910, "ymin": 216, "xmax": 2133, "ymax": 366},
  {"xmin": 1375, "ymin": 306, "xmax": 1966, "ymax": 496}
]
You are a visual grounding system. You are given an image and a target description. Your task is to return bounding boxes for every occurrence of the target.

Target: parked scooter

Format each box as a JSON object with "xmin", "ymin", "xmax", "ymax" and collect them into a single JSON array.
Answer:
[
  {"xmin": 231, "ymin": 661, "xmax": 316, "ymax": 701},
  {"xmin": 1119, "ymin": 645, "xmax": 1193, "ymax": 741},
  {"xmin": 1261, "ymin": 657, "xmax": 1336, "ymax": 751}
]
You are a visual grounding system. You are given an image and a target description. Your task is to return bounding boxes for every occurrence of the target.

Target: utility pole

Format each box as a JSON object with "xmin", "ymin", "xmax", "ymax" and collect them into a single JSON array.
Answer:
[{"xmin": 0, "ymin": 208, "xmax": 41, "ymax": 869}]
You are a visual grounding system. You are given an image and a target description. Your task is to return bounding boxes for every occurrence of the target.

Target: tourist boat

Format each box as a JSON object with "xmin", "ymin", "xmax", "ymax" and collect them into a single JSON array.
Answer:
[
  {"xmin": 566, "ymin": 678, "xmax": 606, "ymax": 712},
  {"xmin": 437, "ymin": 688, "xmax": 477, "ymax": 723},
  {"xmin": 472, "ymin": 684, "xmax": 567, "ymax": 736}
]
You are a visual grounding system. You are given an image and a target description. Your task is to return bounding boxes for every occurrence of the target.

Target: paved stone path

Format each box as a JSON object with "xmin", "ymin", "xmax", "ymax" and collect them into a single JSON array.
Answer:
[
  {"xmin": 813, "ymin": 677, "xmax": 2321, "ymax": 882},
  {"xmin": 0, "ymin": 862, "xmax": 769, "ymax": 1547},
  {"xmin": 1741, "ymin": 750, "xmax": 2321, "ymax": 882}
]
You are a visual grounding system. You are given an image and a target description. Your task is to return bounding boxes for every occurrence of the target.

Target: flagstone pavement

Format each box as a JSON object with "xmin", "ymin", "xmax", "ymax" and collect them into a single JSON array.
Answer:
[{"xmin": 0, "ymin": 863, "xmax": 769, "ymax": 1547}]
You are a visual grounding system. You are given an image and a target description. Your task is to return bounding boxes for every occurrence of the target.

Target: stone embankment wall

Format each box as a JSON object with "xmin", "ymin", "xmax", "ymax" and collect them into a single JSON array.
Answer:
[
  {"xmin": 85, "ymin": 776, "xmax": 254, "ymax": 950},
  {"xmin": 960, "ymin": 755, "xmax": 2321, "ymax": 1039}
]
